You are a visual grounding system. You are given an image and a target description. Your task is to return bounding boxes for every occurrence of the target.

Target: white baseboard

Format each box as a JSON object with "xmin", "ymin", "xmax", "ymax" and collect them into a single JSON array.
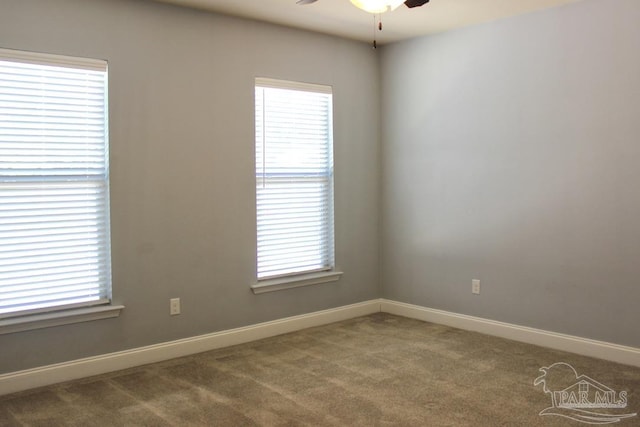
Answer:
[
  {"xmin": 3, "ymin": 298, "xmax": 639, "ymax": 396},
  {"xmin": 381, "ymin": 299, "xmax": 640, "ymax": 368},
  {"xmin": 0, "ymin": 300, "xmax": 381, "ymax": 396}
]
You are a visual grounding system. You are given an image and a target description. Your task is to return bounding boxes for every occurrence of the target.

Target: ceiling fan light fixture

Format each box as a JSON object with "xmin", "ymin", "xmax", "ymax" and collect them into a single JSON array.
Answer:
[{"xmin": 349, "ymin": 0, "xmax": 405, "ymax": 14}]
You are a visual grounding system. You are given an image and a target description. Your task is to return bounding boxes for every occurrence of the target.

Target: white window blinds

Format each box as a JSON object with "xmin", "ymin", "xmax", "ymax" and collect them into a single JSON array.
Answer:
[
  {"xmin": 0, "ymin": 48, "xmax": 111, "ymax": 318},
  {"xmin": 255, "ymin": 78, "xmax": 335, "ymax": 280}
]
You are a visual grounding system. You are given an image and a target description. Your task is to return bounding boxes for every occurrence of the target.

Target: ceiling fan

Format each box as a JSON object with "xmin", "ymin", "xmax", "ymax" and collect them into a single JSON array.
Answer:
[
  {"xmin": 296, "ymin": 0, "xmax": 430, "ymax": 13},
  {"xmin": 296, "ymin": 0, "xmax": 431, "ymax": 47}
]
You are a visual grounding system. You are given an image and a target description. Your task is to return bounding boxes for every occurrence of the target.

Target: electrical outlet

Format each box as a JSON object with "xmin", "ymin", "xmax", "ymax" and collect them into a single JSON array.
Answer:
[
  {"xmin": 170, "ymin": 298, "xmax": 181, "ymax": 315},
  {"xmin": 472, "ymin": 279, "xmax": 480, "ymax": 295}
]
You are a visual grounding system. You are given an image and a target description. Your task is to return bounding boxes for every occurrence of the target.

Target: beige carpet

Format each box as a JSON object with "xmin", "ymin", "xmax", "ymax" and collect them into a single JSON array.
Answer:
[{"xmin": 1, "ymin": 313, "xmax": 639, "ymax": 426}]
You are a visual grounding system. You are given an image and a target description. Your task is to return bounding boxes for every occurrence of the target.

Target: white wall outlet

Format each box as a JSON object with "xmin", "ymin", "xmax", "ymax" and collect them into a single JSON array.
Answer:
[
  {"xmin": 472, "ymin": 279, "xmax": 480, "ymax": 295},
  {"xmin": 170, "ymin": 298, "xmax": 181, "ymax": 315}
]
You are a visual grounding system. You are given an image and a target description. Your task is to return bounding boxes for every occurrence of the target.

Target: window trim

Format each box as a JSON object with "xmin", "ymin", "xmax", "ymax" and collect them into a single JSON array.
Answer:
[
  {"xmin": 0, "ymin": 304, "xmax": 124, "ymax": 335},
  {"xmin": 251, "ymin": 270, "xmax": 343, "ymax": 294},
  {"xmin": 0, "ymin": 47, "xmax": 107, "ymax": 71},
  {"xmin": 253, "ymin": 77, "xmax": 341, "ymax": 291},
  {"xmin": 0, "ymin": 48, "xmax": 116, "ymax": 323}
]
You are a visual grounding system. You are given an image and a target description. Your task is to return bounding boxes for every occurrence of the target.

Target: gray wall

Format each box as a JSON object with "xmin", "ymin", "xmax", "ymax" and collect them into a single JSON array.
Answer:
[
  {"xmin": 2, "ymin": 0, "xmax": 638, "ymax": 376},
  {"xmin": 0, "ymin": 0, "xmax": 380, "ymax": 373},
  {"xmin": 380, "ymin": 0, "xmax": 640, "ymax": 347}
]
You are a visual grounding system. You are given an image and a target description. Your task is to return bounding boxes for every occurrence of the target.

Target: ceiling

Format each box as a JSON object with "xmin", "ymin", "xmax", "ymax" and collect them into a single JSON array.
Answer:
[{"xmin": 152, "ymin": 0, "xmax": 581, "ymax": 44}]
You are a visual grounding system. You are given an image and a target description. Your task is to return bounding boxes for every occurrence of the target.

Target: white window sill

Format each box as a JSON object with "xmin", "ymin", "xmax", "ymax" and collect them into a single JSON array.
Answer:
[
  {"xmin": 251, "ymin": 271, "xmax": 343, "ymax": 294},
  {"xmin": 0, "ymin": 305, "xmax": 125, "ymax": 335}
]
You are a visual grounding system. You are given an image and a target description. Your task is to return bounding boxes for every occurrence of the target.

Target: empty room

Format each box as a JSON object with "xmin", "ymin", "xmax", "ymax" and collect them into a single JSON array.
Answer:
[{"xmin": 0, "ymin": 0, "xmax": 639, "ymax": 425}]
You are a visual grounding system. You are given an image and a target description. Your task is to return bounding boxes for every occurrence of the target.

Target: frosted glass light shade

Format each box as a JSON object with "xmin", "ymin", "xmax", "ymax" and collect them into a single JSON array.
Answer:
[{"xmin": 350, "ymin": 0, "xmax": 405, "ymax": 14}]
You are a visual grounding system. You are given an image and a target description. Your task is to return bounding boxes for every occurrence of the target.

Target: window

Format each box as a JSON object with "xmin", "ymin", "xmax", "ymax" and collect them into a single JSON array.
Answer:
[
  {"xmin": 253, "ymin": 78, "xmax": 341, "ymax": 293},
  {"xmin": 0, "ymin": 48, "xmax": 113, "ymax": 324}
]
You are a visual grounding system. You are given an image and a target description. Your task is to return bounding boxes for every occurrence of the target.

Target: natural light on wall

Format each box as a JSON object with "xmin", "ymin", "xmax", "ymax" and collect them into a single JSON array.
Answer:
[{"xmin": 350, "ymin": 0, "xmax": 405, "ymax": 13}]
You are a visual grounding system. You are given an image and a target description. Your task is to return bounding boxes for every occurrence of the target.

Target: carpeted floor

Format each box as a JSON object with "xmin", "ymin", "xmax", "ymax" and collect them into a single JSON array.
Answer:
[{"xmin": 1, "ymin": 313, "xmax": 639, "ymax": 426}]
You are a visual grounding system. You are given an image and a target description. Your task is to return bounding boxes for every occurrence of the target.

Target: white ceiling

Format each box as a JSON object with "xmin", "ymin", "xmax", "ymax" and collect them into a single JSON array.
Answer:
[{"xmin": 152, "ymin": 0, "xmax": 581, "ymax": 44}]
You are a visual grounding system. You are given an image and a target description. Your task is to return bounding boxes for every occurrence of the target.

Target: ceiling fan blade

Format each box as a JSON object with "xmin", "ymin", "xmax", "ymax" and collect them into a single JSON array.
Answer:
[
  {"xmin": 404, "ymin": 0, "xmax": 429, "ymax": 8},
  {"xmin": 296, "ymin": 0, "xmax": 318, "ymax": 5}
]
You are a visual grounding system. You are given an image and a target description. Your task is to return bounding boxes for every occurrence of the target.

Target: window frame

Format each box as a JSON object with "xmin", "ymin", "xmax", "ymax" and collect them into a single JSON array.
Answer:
[
  {"xmin": 0, "ymin": 48, "xmax": 122, "ymax": 334},
  {"xmin": 252, "ymin": 78, "xmax": 342, "ymax": 294}
]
